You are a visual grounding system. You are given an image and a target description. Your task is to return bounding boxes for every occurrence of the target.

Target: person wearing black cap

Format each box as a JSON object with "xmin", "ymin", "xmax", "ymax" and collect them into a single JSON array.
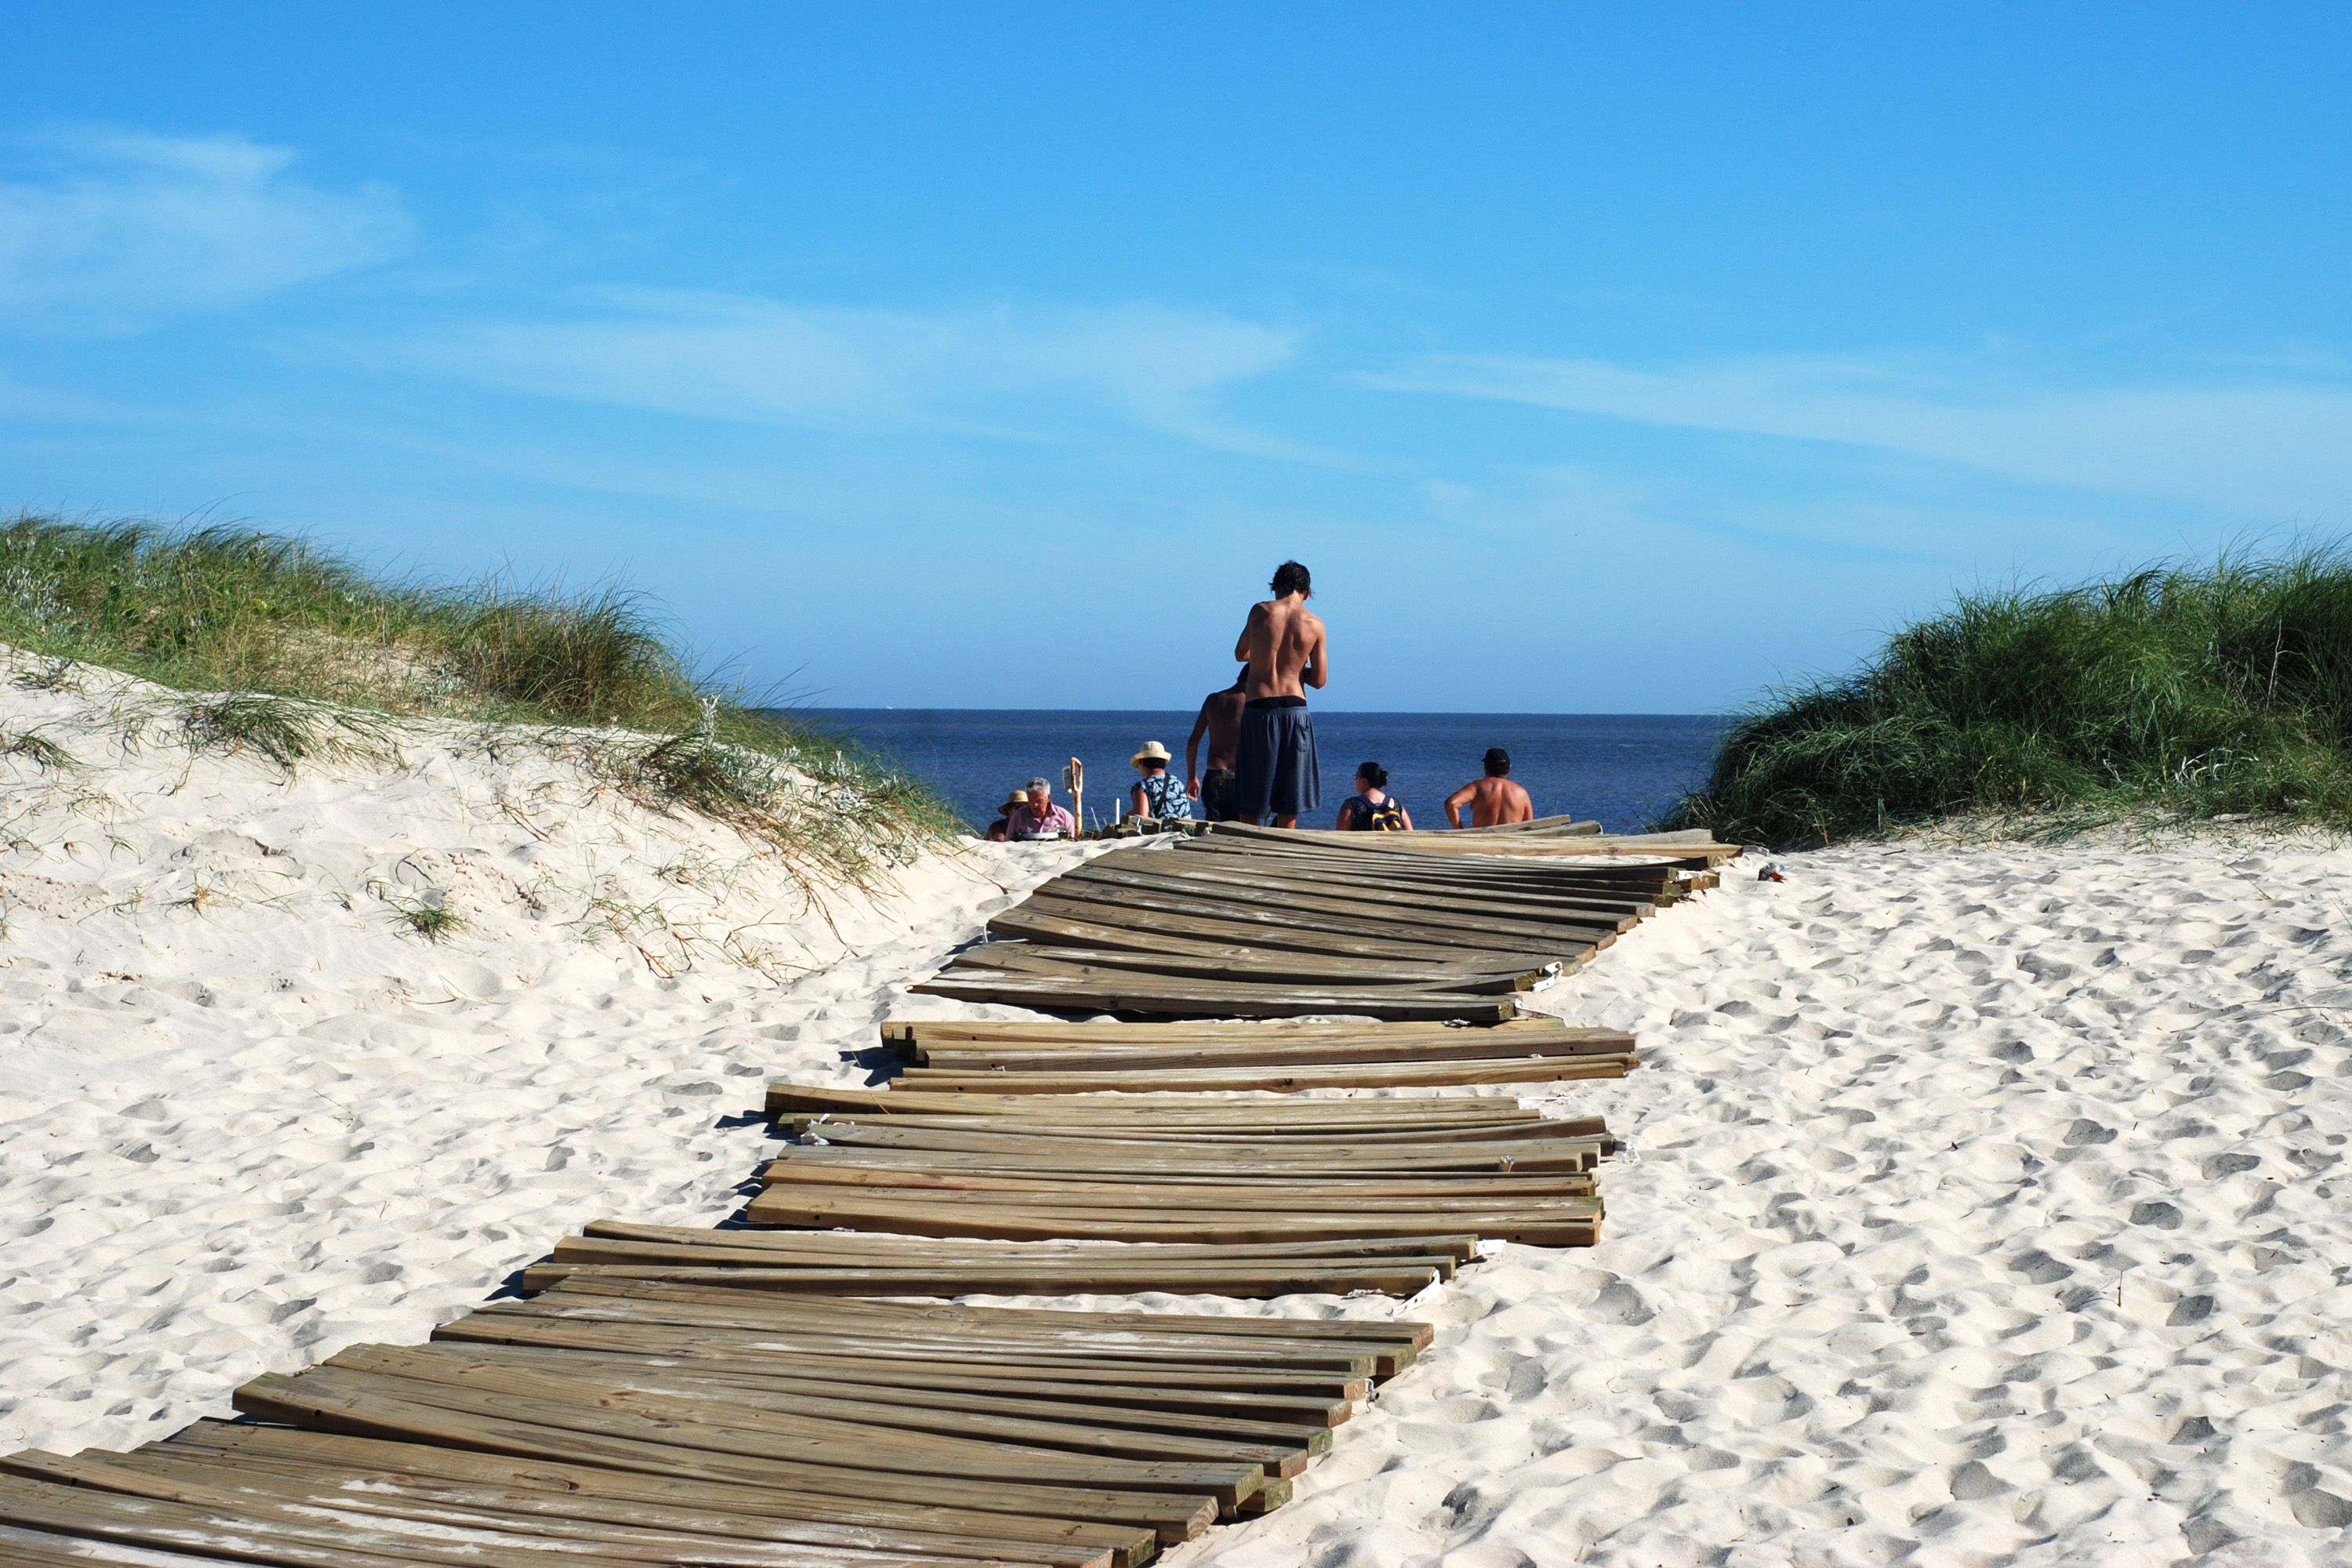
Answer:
[{"xmin": 1444, "ymin": 747, "xmax": 1534, "ymax": 828}]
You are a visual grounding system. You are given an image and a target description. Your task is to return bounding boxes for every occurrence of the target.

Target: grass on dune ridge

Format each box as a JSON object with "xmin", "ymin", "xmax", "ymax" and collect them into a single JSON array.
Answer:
[
  {"xmin": 1665, "ymin": 546, "xmax": 2352, "ymax": 849},
  {"xmin": 0, "ymin": 514, "xmax": 957, "ymax": 880}
]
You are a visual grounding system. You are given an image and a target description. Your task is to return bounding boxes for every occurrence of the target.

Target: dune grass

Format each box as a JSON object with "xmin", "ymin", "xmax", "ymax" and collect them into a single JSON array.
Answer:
[
  {"xmin": 1665, "ymin": 546, "xmax": 2352, "ymax": 848},
  {"xmin": 0, "ymin": 514, "xmax": 956, "ymax": 879}
]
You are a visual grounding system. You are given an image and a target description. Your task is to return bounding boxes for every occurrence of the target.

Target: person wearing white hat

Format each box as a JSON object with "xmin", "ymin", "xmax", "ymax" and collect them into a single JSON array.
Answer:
[{"xmin": 1127, "ymin": 740, "xmax": 1194, "ymax": 825}]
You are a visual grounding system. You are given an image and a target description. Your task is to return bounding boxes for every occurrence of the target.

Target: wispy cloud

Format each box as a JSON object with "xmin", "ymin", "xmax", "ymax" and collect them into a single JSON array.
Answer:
[
  {"xmin": 0, "ymin": 131, "xmax": 412, "ymax": 331},
  {"xmin": 378, "ymin": 290, "xmax": 1315, "ymax": 456},
  {"xmin": 1365, "ymin": 350, "xmax": 2352, "ymax": 514}
]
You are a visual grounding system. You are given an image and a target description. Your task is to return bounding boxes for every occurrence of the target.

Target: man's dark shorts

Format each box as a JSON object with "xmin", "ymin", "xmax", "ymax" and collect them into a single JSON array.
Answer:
[
  {"xmin": 1235, "ymin": 697, "xmax": 1320, "ymax": 822},
  {"xmin": 1200, "ymin": 768, "xmax": 1239, "ymax": 822}
]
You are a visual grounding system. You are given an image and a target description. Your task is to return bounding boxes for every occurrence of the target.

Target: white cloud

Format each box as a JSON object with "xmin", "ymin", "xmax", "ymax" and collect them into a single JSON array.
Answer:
[
  {"xmin": 385, "ymin": 291, "xmax": 1312, "ymax": 455},
  {"xmin": 0, "ymin": 131, "xmax": 412, "ymax": 331},
  {"xmin": 1366, "ymin": 350, "xmax": 2352, "ymax": 514}
]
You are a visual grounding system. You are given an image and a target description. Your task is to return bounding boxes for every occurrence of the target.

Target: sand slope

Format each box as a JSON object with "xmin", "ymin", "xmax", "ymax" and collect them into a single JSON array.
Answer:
[
  {"xmin": 1173, "ymin": 836, "xmax": 2352, "ymax": 1567},
  {"xmin": 0, "ymin": 652, "xmax": 1094, "ymax": 1454}
]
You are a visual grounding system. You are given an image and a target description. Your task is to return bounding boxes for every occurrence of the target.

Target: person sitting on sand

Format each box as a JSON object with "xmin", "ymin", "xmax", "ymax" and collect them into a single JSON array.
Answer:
[
  {"xmin": 1185, "ymin": 670, "xmax": 1247, "ymax": 822},
  {"xmin": 1445, "ymin": 748, "xmax": 1534, "ymax": 828},
  {"xmin": 1006, "ymin": 776, "xmax": 1076, "ymax": 840},
  {"xmin": 1336, "ymin": 761, "xmax": 1410, "ymax": 831},
  {"xmin": 1128, "ymin": 742, "xmax": 1195, "ymax": 823},
  {"xmin": 984, "ymin": 789, "xmax": 1028, "ymax": 843}
]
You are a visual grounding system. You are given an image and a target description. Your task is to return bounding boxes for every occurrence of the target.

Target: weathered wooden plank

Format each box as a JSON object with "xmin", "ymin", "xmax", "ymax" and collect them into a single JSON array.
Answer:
[
  {"xmin": 753, "ymin": 1165, "xmax": 1592, "ymax": 1199},
  {"xmin": 983, "ymin": 901, "xmax": 1552, "ymax": 968},
  {"xmin": 325, "ymin": 1342, "xmax": 1310, "ymax": 1482},
  {"xmin": 791, "ymin": 1123, "xmax": 1608, "ymax": 1170},
  {"xmin": 234, "ymin": 1370, "xmax": 1225, "ymax": 1543},
  {"xmin": 539, "ymin": 1282, "xmax": 1432, "ymax": 1356},
  {"xmin": 425, "ymin": 1341, "xmax": 1338, "ymax": 1456},
  {"xmin": 881, "ymin": 1018, "xmax": 1573, "ymax": 1045},
  {"xmin": 3, "ymin": 1449, "xmax": 1007, "ymax": 1568},
  {"xmin": 891, "ymin": 1057, "xmax": 1632, "ymax": 1094},
  {"xmin": 581, "ymin": 1219, "xmax": 1494, "ymax": 1262},
  {"xmin": 1061, "ymin": 855, "xmax": 1659, "ymax": 924},
  {"xmin": 495, "ymin": 1290, "xmax": 1392, "ymax": 1374},
  {"xmin": 763, "ymin": 1081, "xmax": 1592, "ymax": 1129},
  {"xmin": 911, "ymin": 1025, "xmax": 1632, "ymax": 1070},
  {"xmin": 969, "ymin": 942, "xmax": 1541, "ymax": 994},
  {"xmin": 0, "ymin": 1467, "xmax": 637, "ymax": 1568},
  {"xmin": 741, "ymin": 1192, "xmax": 1600, "ymax": 1247},
  {"xmin": 911, "ymin": 971, "xmax": 1518, "ymax": 1023},
  {"xmin": 161, "ymin": 1421, "xmax": 1158, "ymax": 1566},
  {"xmin": 1023, "ymin": 871, "xmax": 1629, "ymax": 949},
  {"xmin": 426, "ymin": 1318, "xmax": 1366, "ymax": 1417},
  {"xmin": 1003, "ymin": 889, "xmax": 1598, "ymax": 964},
  {"xmin": 521, "ymin": 1259, "xmax": 1445, "ymax": 1299}
]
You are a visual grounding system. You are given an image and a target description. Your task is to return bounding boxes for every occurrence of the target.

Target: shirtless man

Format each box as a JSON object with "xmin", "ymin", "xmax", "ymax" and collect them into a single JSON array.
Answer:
[
  {"xmin": 1232, "ymin": 561, "xmax": 1328, "ymax": 829},
  {"xmin": 1445, "ymin": 747, "xmax": 1535, "ymax": 828},
  {"xmin": 1185, "ymin": 670, "xmax": 1248, "ymax": 822}
]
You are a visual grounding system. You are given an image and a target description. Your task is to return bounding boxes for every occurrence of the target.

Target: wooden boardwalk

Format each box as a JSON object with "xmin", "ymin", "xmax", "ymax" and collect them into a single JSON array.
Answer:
[
  {"xmin": 919, "ymin": 822, "xmax": 1735, "ymax": 1020},
  {"xmin": 0, "ymin": 830, "xmax": 1719, "ymax": 1563}
]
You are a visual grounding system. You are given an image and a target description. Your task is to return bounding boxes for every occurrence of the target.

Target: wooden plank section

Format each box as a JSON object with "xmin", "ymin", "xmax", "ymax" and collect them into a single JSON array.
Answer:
[
  {"xmin": 320, "ymin": 1342, "xmax": 1303, "ymax": 1486},
  {"xmin": 1053, "ymin": 858, "xmax": 1645, "ymax": 934},
  {"xmin": 416, "ymin": 1341, "xmax": 1338, "ymax": 1457},
  {"xmin": 429, "ymin": 1318, "xmax": 1371, "ymax": 1414},
  {"xmin": 985, "ymin": 902, "xmax": 1558, "ymax": 970},
  {"xmin": 911, "ymin": 970, "xmax": 1519, "ymax": 1022},
  {"xmin": 891, "ymin": 1057, "xmax": 1632, "ymax": 1093},
  {"xmin": 0, "ymin": 1449, "xmax": 1004, "ymax": 1568},
  {"xmin": 521, "ymin": 1260, "xmax": 1446, "ymax": 1298},
  {"xmin": 1063, "ymin": 853, "xmax": 1661, "ymax": 920},
  {"xmin": 1002, "ymin": 889, "xmax": 1599, "ymax": 964},
  {"xmin": 160, "ymin": 1422, "xmax": 1156, "ymax": 1565},
  {"xmin": 582, "ymin": 1219, "xmax": 1493, "ymax": 1262},
  {"xmin": 969, "ymin": 942, "xmax": 1543, "ymax": 995},
  {"xmin": 28, "ymin": 1445, "xmax": 1118, "ymax": 1568},
  {"xmin": 234, "ymin": 1370, "xmax": 1227, "ymax": 1544},
  {"xmin": 742, "ymin": 1192, "xmax": 1599, "ymax": 1247},
  {"xmin": 0, "ymin": 1469, "xmax": 591, "ymax": 1568}
]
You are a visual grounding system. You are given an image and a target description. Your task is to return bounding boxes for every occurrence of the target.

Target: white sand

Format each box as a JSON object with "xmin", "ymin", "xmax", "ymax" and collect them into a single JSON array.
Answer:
[
  {"xmin": 1175, "ymin": 835, "xmax": 2352, "ymax": 1567},
  {"xmin": 10, "ymin": 655, "xmax": 2352, "ymax": 1563},
  {"xmin": 0, "ymin": 652, "xmax": 1096, "ymax": 1454}
]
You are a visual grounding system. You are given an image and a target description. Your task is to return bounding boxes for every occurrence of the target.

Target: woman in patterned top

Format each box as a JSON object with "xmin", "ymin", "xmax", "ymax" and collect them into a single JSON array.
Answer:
[{"xmin": 1128, "ymin": 741, "xmax": 1196, "ymax": 824}]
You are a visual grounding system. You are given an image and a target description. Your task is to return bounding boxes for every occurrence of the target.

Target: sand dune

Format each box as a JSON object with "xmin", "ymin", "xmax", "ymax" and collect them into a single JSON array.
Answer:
[{"xmin": 0, "ymin": 652, "xmax": 1096, "ymax": 1454}]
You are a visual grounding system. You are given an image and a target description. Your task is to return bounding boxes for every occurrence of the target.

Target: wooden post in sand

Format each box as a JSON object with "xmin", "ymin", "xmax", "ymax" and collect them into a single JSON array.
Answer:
[{"xmin": 1065, "ymin": 757, "xmax": 1084, "ymax": 840}]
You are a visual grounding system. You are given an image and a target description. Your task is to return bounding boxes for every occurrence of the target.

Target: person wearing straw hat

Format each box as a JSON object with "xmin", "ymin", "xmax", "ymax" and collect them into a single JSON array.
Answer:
[
  {"xmin": 1127, "ymin": 741, "xmax": 1195, "ymax": 825},
  {"xmin": 983, "ymin": 789, "xmax": 1029, "ymax": 842}
]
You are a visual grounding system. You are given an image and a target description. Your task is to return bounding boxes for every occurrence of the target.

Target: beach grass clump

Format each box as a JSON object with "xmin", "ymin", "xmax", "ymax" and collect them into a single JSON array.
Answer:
[
  {"xmin": 1667, "ymin": 546, "xmax": 2352, "ymax": 847},
  {"xmin": 0, "ymin": 514, "xmax": 956, "ymax": 881}
]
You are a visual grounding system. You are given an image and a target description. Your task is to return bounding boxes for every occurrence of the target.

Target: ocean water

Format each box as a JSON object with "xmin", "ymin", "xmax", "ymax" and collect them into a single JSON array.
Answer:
[{"xmin": 808, "ymin": 710, "xmax": 1729, "ymax": 836}]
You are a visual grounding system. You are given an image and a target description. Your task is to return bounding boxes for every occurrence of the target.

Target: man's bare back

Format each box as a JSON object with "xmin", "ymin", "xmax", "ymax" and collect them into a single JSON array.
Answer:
[
  {"xmin": 1186, "ymin": 677, "xmax": 1246, "ymax": 797},
  {"xmin": 1446, "ymin": 775, "xmax": 1534, "ymax": 828},
  {"xmin": 1234, "ymin": 596, "xmax": 1327, "ymax": 699},
  {"xmin": 1445, "ymin": 748, "xmax": 1534, "ymax": 828}
]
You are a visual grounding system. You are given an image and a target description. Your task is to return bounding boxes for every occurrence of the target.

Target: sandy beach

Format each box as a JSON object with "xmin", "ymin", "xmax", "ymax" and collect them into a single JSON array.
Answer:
[
  {"xmin": 1175, "ymin": 832, "xmax": 2352, "ymax": 1566},
  {"xmin": 5, "ymin": 655, "xmax": 2352, "ymax": 1563}
]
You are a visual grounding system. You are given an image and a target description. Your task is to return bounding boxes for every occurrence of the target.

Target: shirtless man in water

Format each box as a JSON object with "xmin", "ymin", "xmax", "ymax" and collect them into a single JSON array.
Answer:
[
  {"xmin": 1185, "ymin": 670, "xmax": 1248, "ymax": 822},
  {"xmin": 1232, "ymin": 561, "xmax": 1328, "ymax": 829},
  {"xmin": 1445, "ymin": 747, "xmax": 1535, "ymax": 828}
]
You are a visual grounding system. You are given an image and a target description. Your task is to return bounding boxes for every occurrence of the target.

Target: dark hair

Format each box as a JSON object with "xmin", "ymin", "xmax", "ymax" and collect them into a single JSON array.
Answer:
[
  {"xmin": 1271, "ymin": 561, "xmax": 1311, "ymax": 597},
  {"xmin": 1483, "ymin": 748, "xmax": 1511, "ymax": 776},
  {"xmin": 1356, "ymin": 761, "xmax": 1388, "ymax": 789}
]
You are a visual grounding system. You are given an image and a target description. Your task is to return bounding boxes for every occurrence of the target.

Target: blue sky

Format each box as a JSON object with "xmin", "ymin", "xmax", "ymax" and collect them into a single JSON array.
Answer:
[{"xmin": 4, "ymin": 5, "xmax": 2350, "ymax": 711}]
